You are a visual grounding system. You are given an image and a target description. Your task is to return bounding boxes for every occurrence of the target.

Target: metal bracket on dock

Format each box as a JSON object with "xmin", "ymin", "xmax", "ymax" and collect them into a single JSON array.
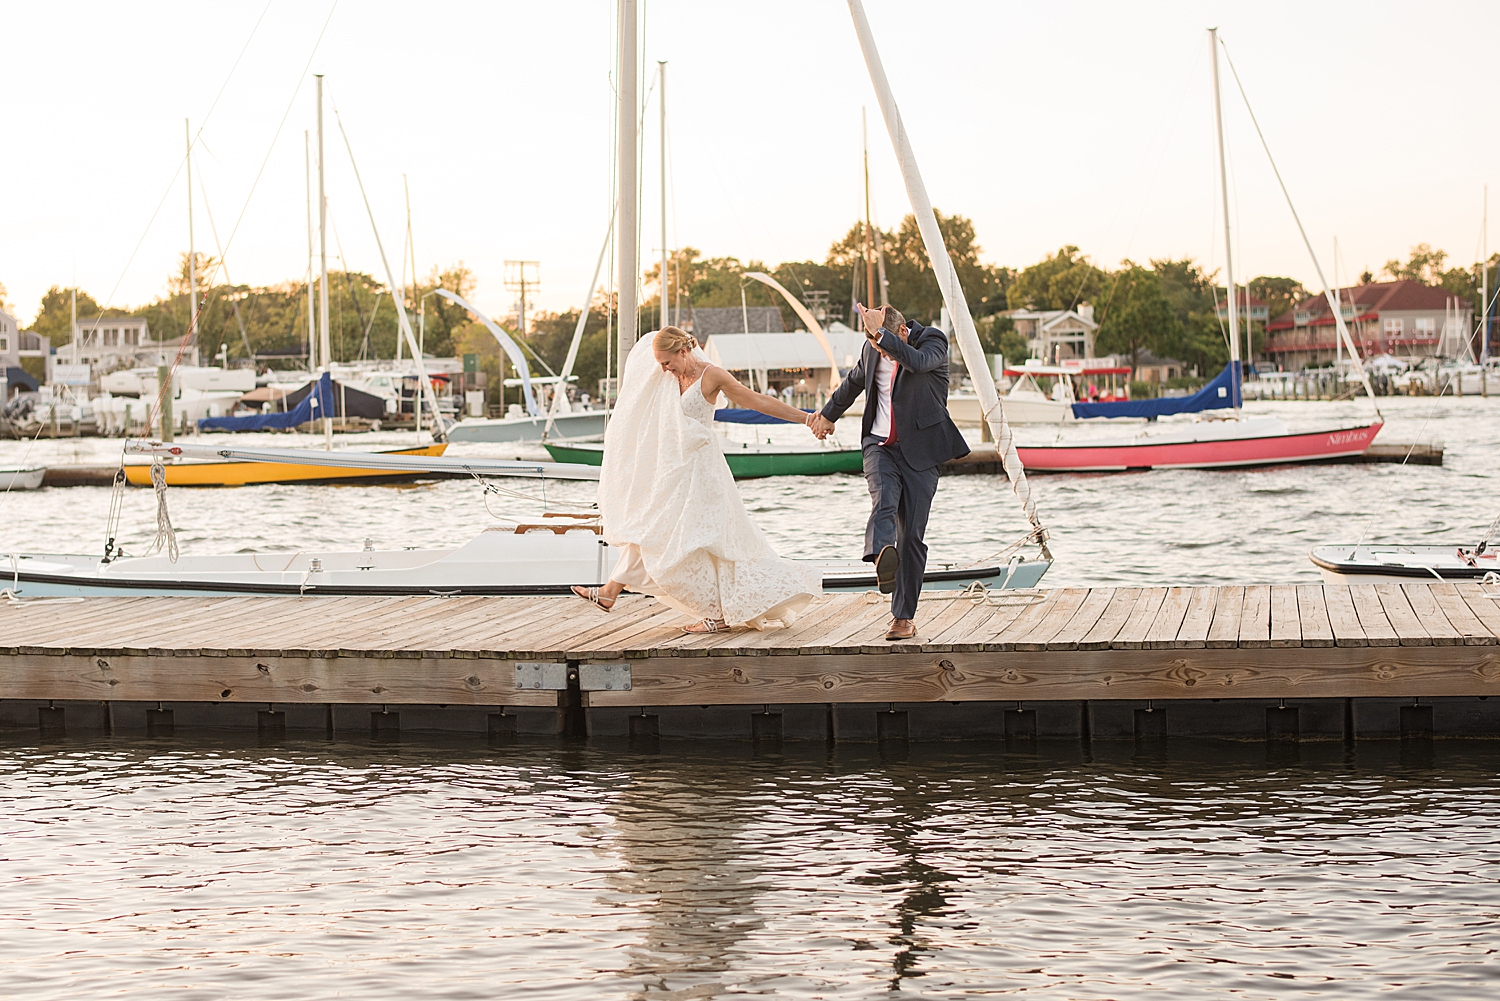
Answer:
[
  {"xmin": 514, "ymin": 662, "xmax": 569, "ymax": 690},
  {"xmin": 578, "ymin": 663, "xmax": 631, "ymax": 692}
]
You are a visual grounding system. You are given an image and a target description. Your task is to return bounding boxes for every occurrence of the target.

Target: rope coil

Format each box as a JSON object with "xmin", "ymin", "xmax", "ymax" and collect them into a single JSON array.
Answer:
[{"xmin": 147, "ymin": 460, "xmax": 180, "ymax": 563}]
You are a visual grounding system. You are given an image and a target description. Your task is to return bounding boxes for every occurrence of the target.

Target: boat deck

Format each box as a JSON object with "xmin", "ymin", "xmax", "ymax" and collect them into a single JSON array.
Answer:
[{"xmin": 2, "ymin": 583, "xmax": 1497, "ymax": 738}]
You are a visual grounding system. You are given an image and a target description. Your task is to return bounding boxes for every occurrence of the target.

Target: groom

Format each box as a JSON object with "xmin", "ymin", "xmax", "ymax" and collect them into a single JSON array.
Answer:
[{"xmin": 810, "ymin": 304, "xmax": 969, "ymax": 640}]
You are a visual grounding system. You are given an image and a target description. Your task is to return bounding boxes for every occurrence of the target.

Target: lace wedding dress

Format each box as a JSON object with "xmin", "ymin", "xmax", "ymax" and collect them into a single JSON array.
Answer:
[{"xmin": 597, "ymin": 343, "xmax": 819, "ymax": 627}]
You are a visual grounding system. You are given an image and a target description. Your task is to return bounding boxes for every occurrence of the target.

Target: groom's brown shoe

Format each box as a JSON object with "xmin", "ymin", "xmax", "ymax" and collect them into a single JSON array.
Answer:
[
  {"xmin": 875, "ymin": 545, "xmax": 900, "ymax": 594},
  {"xmin": 885, "ymin": 618, "xmax": 917, "ymax": 641}
]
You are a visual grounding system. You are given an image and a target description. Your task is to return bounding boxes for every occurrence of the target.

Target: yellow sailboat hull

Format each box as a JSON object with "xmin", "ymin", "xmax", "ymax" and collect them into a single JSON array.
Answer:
[{"xmin": 124, "ymin": 444, "xmax": 449, "ymax": 487}]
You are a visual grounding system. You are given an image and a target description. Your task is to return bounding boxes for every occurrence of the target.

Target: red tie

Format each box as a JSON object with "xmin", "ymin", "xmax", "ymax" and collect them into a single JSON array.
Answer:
[{"xmin": 882, "ymin": 361, "xmax": 899, "ymax": 445}]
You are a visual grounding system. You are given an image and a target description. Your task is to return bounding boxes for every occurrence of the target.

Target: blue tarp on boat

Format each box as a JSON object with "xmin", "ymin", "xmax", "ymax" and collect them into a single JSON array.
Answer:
[
  {"xmin": 1069, "ymin": 361, "xmax": 1241, "ymax": 420},
  {"xmin": 713, "ymin": 407, "xmax": 814, "ymax": 425},
  {"xmin": 199, "ymin": 373, "xmax": 334, "ymax": 431}
]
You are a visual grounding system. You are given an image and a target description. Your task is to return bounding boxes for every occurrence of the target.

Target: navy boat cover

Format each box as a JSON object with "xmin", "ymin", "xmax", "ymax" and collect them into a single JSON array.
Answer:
[
  {"xmin": 199, "ymin": 372, "xmax": 334, "ymax": 431},
  {"xmin": 1069, "ymin": 361, "xmax": 1241, "ymax": 420},
  {"xmin": 713, "ymin": 407, "xmax": 814, "ymax": 425}
]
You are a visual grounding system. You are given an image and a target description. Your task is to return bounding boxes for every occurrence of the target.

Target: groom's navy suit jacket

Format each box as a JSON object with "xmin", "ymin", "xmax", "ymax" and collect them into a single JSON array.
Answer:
[{"xmin": 818, "ymin": 320, "xmax": 970, "ymax": 471}]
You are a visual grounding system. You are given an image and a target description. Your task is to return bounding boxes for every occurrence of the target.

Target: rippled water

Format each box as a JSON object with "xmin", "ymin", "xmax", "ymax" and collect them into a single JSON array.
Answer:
[
  {"xmin": 0, "ymin": 397, "xmax": 1495, "ymax": 586},
  {"xmin": 3, "ymin": 399, "xmax": 1498, "ymax": 998},
  {"xmin": 2, "ymin": 736, "xmax": 1498, "ymax": 999}
]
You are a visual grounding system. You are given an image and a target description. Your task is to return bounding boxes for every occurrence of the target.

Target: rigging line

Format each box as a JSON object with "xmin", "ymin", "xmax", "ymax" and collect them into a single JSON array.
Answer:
[
  {"xmin": 1217, "ymin": 38, "xmax": 1381, "ymax": 417},
  {"xmin": 196, "ymin": 172, "xmax": 255, "ymax": 361},
  {"xmin": 74, "ymin": 1, "xmax": 273, "ymax": 355},
  {"xmin": 1078, "ymin": 40, "xmax": 1204, "ymax": 325},
  {"xmin": 188, "ymin": 0, "xmax": 274, "ymax": 153},
  {"xmin": 139, "ymin": 1, "xmax": 340, "ymax": 431},
  {"xmin": 214, "ymin": 1, "xmax": 340, "ymax": 270}
]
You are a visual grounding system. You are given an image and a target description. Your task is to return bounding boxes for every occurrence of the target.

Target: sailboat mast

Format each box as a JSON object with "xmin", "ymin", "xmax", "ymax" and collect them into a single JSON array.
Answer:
[
  {"xmin": 305, "ymin": 130, "xmax": 315, "ymax": 370},
  {"xmin": 185, "ymin": 119, "xmax": 197, "ymax": 354},
  {"xmin": 316, "ymin": 75, "xmax": 331, "ymax": 372},
  {"xmin": 659, "ymin": 60, "xmax": 668, "ymax": 329},
  {"xmin": 1209, "ymin": 28, "xmax": 1242, "ymax": 401},
  {"xmin": 863, "ymin": 108, "xmax": 875, "ymax": 307},
  {"xmin": 616, "ymin": 0, "xmax": 639, "ymax": 367}
]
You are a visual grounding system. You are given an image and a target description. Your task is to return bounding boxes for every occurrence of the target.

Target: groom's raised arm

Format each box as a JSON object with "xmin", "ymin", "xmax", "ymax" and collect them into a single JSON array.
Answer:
[{"xmin": 875, "ymin": 322, "xmax": 948, "ymax": 373}]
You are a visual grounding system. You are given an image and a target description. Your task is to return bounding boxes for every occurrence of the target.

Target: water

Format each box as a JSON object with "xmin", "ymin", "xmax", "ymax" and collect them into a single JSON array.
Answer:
[
  {"xmin": 2, "ymin": 736, "xmax": 1498, "ymax": 999},
  {"xmin": 0, "ymin": 397, "xmax": 1495, "ymax": 586},
  {"xmin": 2, "ymin": 398, "xmax": 1497, "ymax": 997}
]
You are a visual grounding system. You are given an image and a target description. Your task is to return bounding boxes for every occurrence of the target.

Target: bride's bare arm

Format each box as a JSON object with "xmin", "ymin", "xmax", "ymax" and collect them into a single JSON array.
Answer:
[{"xmin": 702, "ymin": 366, "xmax": 814, "ymax": 426}]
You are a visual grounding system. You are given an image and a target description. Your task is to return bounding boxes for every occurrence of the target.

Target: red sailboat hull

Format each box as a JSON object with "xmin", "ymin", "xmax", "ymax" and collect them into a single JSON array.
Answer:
[{"xmin": 1016, "ymin": 422, "xmax": 1383, "ymax": 473}]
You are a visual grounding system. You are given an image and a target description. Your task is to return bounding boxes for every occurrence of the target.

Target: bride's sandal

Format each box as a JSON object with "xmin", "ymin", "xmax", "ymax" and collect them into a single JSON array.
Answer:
[
  {"xmin": 683, "ymin": 618, "xmax": 727, "ymax": 634},
  {"xmin": 571, "ymin": 585, "xmax": 616, "ymax": 611}
]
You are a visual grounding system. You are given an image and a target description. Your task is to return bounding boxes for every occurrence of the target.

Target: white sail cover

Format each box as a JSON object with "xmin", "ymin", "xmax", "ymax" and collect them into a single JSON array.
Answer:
[{"xmin": 596, "ymin": 343, "xmax": 817, "ymax": 626}]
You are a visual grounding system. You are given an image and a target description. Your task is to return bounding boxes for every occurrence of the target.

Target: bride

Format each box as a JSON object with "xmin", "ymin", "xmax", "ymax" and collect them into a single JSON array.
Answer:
[{"xmin": 572, "ymin": 326, "xmax": 823, "ymax": 633}]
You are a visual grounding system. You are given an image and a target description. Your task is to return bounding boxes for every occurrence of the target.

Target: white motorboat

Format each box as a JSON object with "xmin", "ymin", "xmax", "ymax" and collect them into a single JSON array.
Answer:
[
  {"xmin": 3, "ymin": 528, "xmax": 1049, "ymax": 598},
  {"xmin": 1310, "ymin": 543, "xmax": 1500, "ymax": 584},
  {"xmin": 0, "ymin": 466, "xmax": 46, "ymax": 491},
  {"xmin": 950, "ymin": 360, "xmax": 1139, "ymax": 426}
]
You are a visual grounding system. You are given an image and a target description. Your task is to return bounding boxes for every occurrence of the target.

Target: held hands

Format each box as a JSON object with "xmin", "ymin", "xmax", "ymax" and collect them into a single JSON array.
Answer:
[{"xmin": 807, "ymin": 413, "xmax": 835, "ymax": 440}]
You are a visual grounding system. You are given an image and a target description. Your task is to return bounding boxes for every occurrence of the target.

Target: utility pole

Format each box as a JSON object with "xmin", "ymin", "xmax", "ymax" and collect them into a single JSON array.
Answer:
[
  {"xmin": 505, "ymin": 261, "xmax": 540, "ymax": 338},
  {"xmin": 616, "ymin": 0, "xmax": 638, "ymax": 367}
]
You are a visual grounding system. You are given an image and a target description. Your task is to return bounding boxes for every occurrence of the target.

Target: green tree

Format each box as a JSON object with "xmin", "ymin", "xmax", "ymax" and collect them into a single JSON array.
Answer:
[
  {"xmin": 1007, "ymin": 246, "xmax": 1105, "ymax": 312},
  {"xmin": 1095, "ymin": 263, "xmax": 1180, "ymax": 370},
  {"xmin": 31, "ymin": 286, "xmax": 104, "ymax": 346},
  {"xmin": 1381, "ymin": 243, "xmax": 1448, "ymax": 284}
]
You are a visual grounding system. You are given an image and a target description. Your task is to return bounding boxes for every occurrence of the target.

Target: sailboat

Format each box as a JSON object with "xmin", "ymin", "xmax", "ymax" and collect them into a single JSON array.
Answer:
[{"xmin": 1009, "ymin": 29, "xmax": 1383, "ymax": 474}]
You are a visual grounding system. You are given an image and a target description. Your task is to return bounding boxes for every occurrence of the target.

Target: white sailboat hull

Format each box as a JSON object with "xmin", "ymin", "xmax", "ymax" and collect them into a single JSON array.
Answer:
[
  {"xmin": 3, "ymin": 531, "xmax": 1048, "ymax": 598},
  {"xmin": 447, "ymin": 410, "xmax": 608, "ymax": 443}
]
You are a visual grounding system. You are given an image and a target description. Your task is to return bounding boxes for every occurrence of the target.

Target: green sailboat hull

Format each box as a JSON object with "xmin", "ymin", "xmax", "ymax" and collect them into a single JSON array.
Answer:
[{"xmin": 543, "ymin": 443, "xmax": 864, "ymax": 479}]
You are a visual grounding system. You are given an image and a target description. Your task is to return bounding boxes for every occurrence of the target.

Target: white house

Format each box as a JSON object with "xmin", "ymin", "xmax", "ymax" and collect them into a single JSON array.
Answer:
[
  {"xmin": 704, "ymin": 322, "xmax": 868, "ymax": 393},
  {"xmin": 1005, "ymin": 304, "xmax": 1098, "ymax": 361},
  {"xmin": 1, "ymin": 308, "xmax": 49, "ymax": 397},
  {"xmin": 59, "ymin": 315, "xmax": 198, "ymax": 375}
]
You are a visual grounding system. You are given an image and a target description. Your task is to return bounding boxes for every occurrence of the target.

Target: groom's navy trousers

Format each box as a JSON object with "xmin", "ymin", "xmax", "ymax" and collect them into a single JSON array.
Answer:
[
  {"xmin": 861, "ymin": 437, "xmax": 939, "ymax": 620},
  {"xmin": 819, "ymin": 320, "xmax": 970, "ymax": 622}
]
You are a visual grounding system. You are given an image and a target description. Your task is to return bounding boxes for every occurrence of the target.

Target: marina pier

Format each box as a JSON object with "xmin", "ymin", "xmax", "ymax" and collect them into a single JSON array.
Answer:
[{"xmin": 4, "ymin": 582, "xmax": 1497, "ymax": 742}]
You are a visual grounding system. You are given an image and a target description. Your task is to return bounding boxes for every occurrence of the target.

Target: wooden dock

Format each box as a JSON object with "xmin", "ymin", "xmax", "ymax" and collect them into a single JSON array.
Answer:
[{"xmin": 2, "ymin": 583, "xmax": 1497, "ymax": 741}]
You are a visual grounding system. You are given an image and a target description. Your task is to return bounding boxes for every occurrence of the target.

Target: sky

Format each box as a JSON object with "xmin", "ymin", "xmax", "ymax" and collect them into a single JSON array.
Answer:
[{"xmin": 2, "ymin": 1, "xmax": 1496, "ymax": 329}]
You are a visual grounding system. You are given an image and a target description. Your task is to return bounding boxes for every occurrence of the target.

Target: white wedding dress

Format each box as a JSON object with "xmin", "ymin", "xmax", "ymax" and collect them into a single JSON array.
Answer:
[{"xmin": 597, "ymin": 342, "xmax": 820, "ymax": 628}]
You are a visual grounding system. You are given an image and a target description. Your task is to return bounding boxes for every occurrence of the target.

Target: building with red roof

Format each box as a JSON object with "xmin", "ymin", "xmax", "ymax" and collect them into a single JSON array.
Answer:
[{"xmin": 1261, "ymin": 280, "xmax": 1472, "ymax": 369}]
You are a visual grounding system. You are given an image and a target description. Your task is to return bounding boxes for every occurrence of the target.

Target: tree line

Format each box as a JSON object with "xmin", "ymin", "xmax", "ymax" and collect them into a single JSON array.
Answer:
[{"xmin": 21, "ymin": 222, "xmax": 1493, "ymax": 404}]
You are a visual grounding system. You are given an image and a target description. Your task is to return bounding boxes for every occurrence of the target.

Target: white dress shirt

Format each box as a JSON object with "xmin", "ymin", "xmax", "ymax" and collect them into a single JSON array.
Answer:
[{"xmin": 868, "ymin": 349, "xmax": 896, "ymax": 441}]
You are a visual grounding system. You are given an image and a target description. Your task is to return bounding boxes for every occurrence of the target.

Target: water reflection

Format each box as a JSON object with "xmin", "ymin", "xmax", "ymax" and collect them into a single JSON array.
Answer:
[{"xmin": 0, "ymin": 735, "xmax": 1498, "ymax": 999}]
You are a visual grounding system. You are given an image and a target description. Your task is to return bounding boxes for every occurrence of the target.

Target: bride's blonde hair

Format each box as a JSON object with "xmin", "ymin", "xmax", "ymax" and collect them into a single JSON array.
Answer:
[{"xmin": 654, "ymin": 326, "xmax": 697, "ymax": 354}]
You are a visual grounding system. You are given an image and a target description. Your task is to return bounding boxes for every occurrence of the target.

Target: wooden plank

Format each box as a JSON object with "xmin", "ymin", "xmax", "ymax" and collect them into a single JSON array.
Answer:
[
  {"xmin": 988, "ymin": 589, "xmax": 1075, "ymax": 651},
  {"xmin": 1046, "ymin": 588, "xmax": 1116, "ymax": 650},
  {"xmin": 1322, "ymin": 586, "xmax": 1368, "ymax": 648},
  {"xmin": 942, "ymin": 596, "xmax": 1037, "ymax": 653},
  {"xmin": 800, "ymin": 600, "xmax": 893, "ymax": 655},
  {"xmin": 1399, "ymin": 584, "xmax": 1463, "ymax": 646},
  {"xmin": 1348, "ymin": 585, "xmax": 1400, "ymax": 647},
  {"xmin": 790, "ymin": 599, "xmax": 881, "ymax": 655},
  {"xmin": 591, "ymin": 643, "xmax": 1500, "ymax": 707},
  {"xmin": 1428, "ymin": 583, "xmax": 1497, "ymax": 645},
  {"xmin": 1269, "ymin": 585, "xmax": 1301, "ymax": 648},
  {"xmin": 1238, "ymin": 586, "xmax": 1271, "ymax": 648},
  {"xmin": 1205, "ymin": 586, "xmax": 1245, "ymax": 648},
  {"xmin": 1144, "ymin": 587, "xmax": 1193, "ymax": 650},
  {"xmin": 914, "ymin": 595, "xmax": 998, "ymax": 652},
  {"xmin": 1078, "ymin": 588, "xmax": 1140, "ymax": 650},
  {"xmin": 1170, "ymin": 587, "xmax": 1217, "ymax": 649},
  {"xmin": 1111, "ymin": 588, "xmax": 1168, "ymax": 650},
  {"xmin": 720, "ymin": 595, "xmax": 858, "ymax": 652},
  {"xmin": 1010, "ymin": 588, "xmax": 1090, "ymax": 651},
  {"xmin": 1294, "ymin": 585, "xmax": 1335, "ymax": 648},
  {"xmin": 1372, "ymin": 583, "xmax": 1430, "ymax": 647},
  {"xmin": 1456, "ymin": 583, "xmax": 1500, "ymax": 641}
]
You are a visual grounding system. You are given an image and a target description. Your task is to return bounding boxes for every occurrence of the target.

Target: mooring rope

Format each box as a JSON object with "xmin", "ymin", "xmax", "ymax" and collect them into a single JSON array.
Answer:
[{"xmin": 147, "ymin": 460, "xmax": 179, "ymax": 563}]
